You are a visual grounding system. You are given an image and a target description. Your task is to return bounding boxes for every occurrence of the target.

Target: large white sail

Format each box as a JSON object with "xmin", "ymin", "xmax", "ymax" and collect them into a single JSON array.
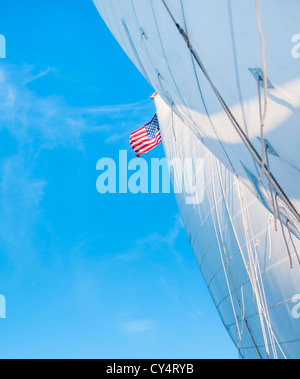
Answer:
[
  {"xmin": 155, "ymin": 94, "xmax": 300, "ymax": 359},
  {"xmin": 93, "ymin": 0, "xmax": 300, "ymax": 358}
]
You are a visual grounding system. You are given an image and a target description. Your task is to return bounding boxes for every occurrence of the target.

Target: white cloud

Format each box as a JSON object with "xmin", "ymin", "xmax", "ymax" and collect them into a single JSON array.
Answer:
[
  {"xmin": 114, "ymin": 214, "xmax": 184, "ymax": 264},
  {"xmin": 121, "ymin": 319, "xmax": 155, "ymax": 334},
  {"xmin": 0, "ymin": 153, "xmax": 46, "ymax": 260},
  {"xmin": 0, "ymin": 64, "xmax": 153, "ymax": 152},
  {"xmin": 0, "ymin": 63, "xmax": 153, "ymax": 261}
]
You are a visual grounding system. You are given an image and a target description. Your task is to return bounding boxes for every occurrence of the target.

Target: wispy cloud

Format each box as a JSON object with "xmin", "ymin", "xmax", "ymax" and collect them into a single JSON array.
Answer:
[
  {"xmin": 121, "ymin": 319, "xmax": 155, "ymax": 334},
  {"xmin": 114, "ymin": 214, "xmax": 184, "ymax": 264},
  {"xmin": 80, "ymin": 100, "xmax": 151, "ymax": 116},
  {"xmin": 21, "ymin": 66, "xmax": 58, "ymax": 86},
  {"xmin": 0, "ymin": 153, "xmax": 46, "ymax": 261},
  {"xmin": 0, "ymin": 63, "xmax": 153, "ymax": 262},
  {"xmin": 0, "ymin": 63, "xmax": 153, "ymax": 151}
]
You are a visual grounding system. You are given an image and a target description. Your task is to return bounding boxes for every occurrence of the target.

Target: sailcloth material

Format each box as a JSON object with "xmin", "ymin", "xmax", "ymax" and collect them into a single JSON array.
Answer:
[{"xmin": 93, "ymin": 0, "xmax": 300, "ymax": 359}]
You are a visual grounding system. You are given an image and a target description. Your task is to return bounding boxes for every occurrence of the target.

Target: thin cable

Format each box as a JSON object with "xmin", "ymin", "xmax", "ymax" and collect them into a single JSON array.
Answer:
[
  {"xmin": 286, "ymin": 220, "xmax": 300, "ymax": 266},
  {"xmin": 275, "ymin": 194, "xmax": 293, "ymax": 269},
  {"xmin": 209, "ymin": 163, "xmax": 243, "ymax": 348},
  {"xmin": 265, "ymin": 144, "xmax": 278, "ymax": 232},
  {"xmin": 241, "ymin": 184, "xmax": 287, "ymax": 359},
  {"xmin": 237, "ymin": 180, "xmax": 271, "ymax": 358},
  {"xmin": 216, "ymin": 161, "xmax": 263, "ymax": 358}
]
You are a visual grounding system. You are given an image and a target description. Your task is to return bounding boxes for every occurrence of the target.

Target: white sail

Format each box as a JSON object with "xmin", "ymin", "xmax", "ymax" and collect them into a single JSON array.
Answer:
[
  {"xmin": 155, "ymin": 94, "xmax": 300, "ymax": 359},
  {"xmin": 93, "ymin": 0, "xmax": 300, "ymax": 358}
]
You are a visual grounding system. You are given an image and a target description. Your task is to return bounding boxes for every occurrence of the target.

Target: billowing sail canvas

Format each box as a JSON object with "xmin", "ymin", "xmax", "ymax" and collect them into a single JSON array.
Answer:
[
  {"xmin": 155, "ymin": 94, "xmax": 300, "ymax": 359},
  {"xmin": 93, "ymin": 0, "xmax": 300, "ymax": 358}
]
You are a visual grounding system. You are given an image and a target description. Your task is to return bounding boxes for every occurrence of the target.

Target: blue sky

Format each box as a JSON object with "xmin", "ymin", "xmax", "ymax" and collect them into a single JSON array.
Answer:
[{"xmin": 0, "ymin": 0, "xmax": 237, "ymax": 358}]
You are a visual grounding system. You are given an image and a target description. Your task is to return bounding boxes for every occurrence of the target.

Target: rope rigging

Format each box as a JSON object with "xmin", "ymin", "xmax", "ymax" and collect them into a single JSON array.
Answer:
[{"xmin": 160, "ymin": 0, "xmax": 300, "ymax": 225}]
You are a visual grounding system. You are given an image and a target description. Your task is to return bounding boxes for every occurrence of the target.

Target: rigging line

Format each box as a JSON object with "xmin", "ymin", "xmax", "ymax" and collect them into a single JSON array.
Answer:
[
  {"xmin": 171, "ymin": 107, "xmax": 177, "ymax": 142},
  {"xmin": 243, "ymin": 188, "xmax": 282, "ymax": 360},
  {"xmin": 213, "ymin": 172, "xmax": 273, "ymax": 359},
  {"xmin": 215, "ymin": 160, "xmax": 267, "ymax": 358},
  {"xmin": 188, "ymin": 162, "xmax": 238, "ymax": 322},
  {"xmin": 254, "ymin": 0, "xmax": 269, "ymax": 182},
  {"xmin": 267, "ymin": 214, "xmax": 272, "ymax": 260},
  {"xmin": 206, "ymin": 159, "xmax": 245, "ymax": 351},
  {"xmin": 256, "ymin": 78, "xmax": 276, "ymax": 212},
  {"xmin": 265, "ymin": 144, "xmax": 278, "ymax": 232},
  {"xmin": 241, "ymin": 284, "xmax": 245, "ymax": 334},
  {"xmin": 160, "ymin": 0, "xmax": 300, "ymax": 224},
  {"xmin": 286, "ymin": 220, "xmax": 300, "ymax": 267},
  {"xmin": 241, "ymin": 188, "xmax": 278, "ymax": 359},
  {"xmin": 216, "ymin": 164, "xmax": 256, "ymax": 306},
  {"xmin": 200, "ymin": 196, "xmax": 283, "ymax": 284},
  {"xmin": 211, "ymin": 156, "xmax": 257, "ymax": 355},
  {"xmin": 236, "ymin": 180, "xmax": 271, "ymax": 359},
  {"xmin": 241, "ymin": 184, "xmax": 287, "ymax": 359},
  {"xmin": 275, "ymin": 193, "xmax": 293, "ymax": 269}
]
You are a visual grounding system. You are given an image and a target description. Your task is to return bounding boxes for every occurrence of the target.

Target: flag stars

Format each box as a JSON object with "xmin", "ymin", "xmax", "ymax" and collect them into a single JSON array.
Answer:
[{"xmin": 129, "ymin": 114, "xmax": 162, "ymax": 157}]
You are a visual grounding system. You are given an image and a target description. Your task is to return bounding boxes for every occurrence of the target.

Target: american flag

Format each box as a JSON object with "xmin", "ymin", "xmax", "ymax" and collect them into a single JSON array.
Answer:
[{"xmin": 130, "ymin": 114, "xmax": 162, "ymax": 157}]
